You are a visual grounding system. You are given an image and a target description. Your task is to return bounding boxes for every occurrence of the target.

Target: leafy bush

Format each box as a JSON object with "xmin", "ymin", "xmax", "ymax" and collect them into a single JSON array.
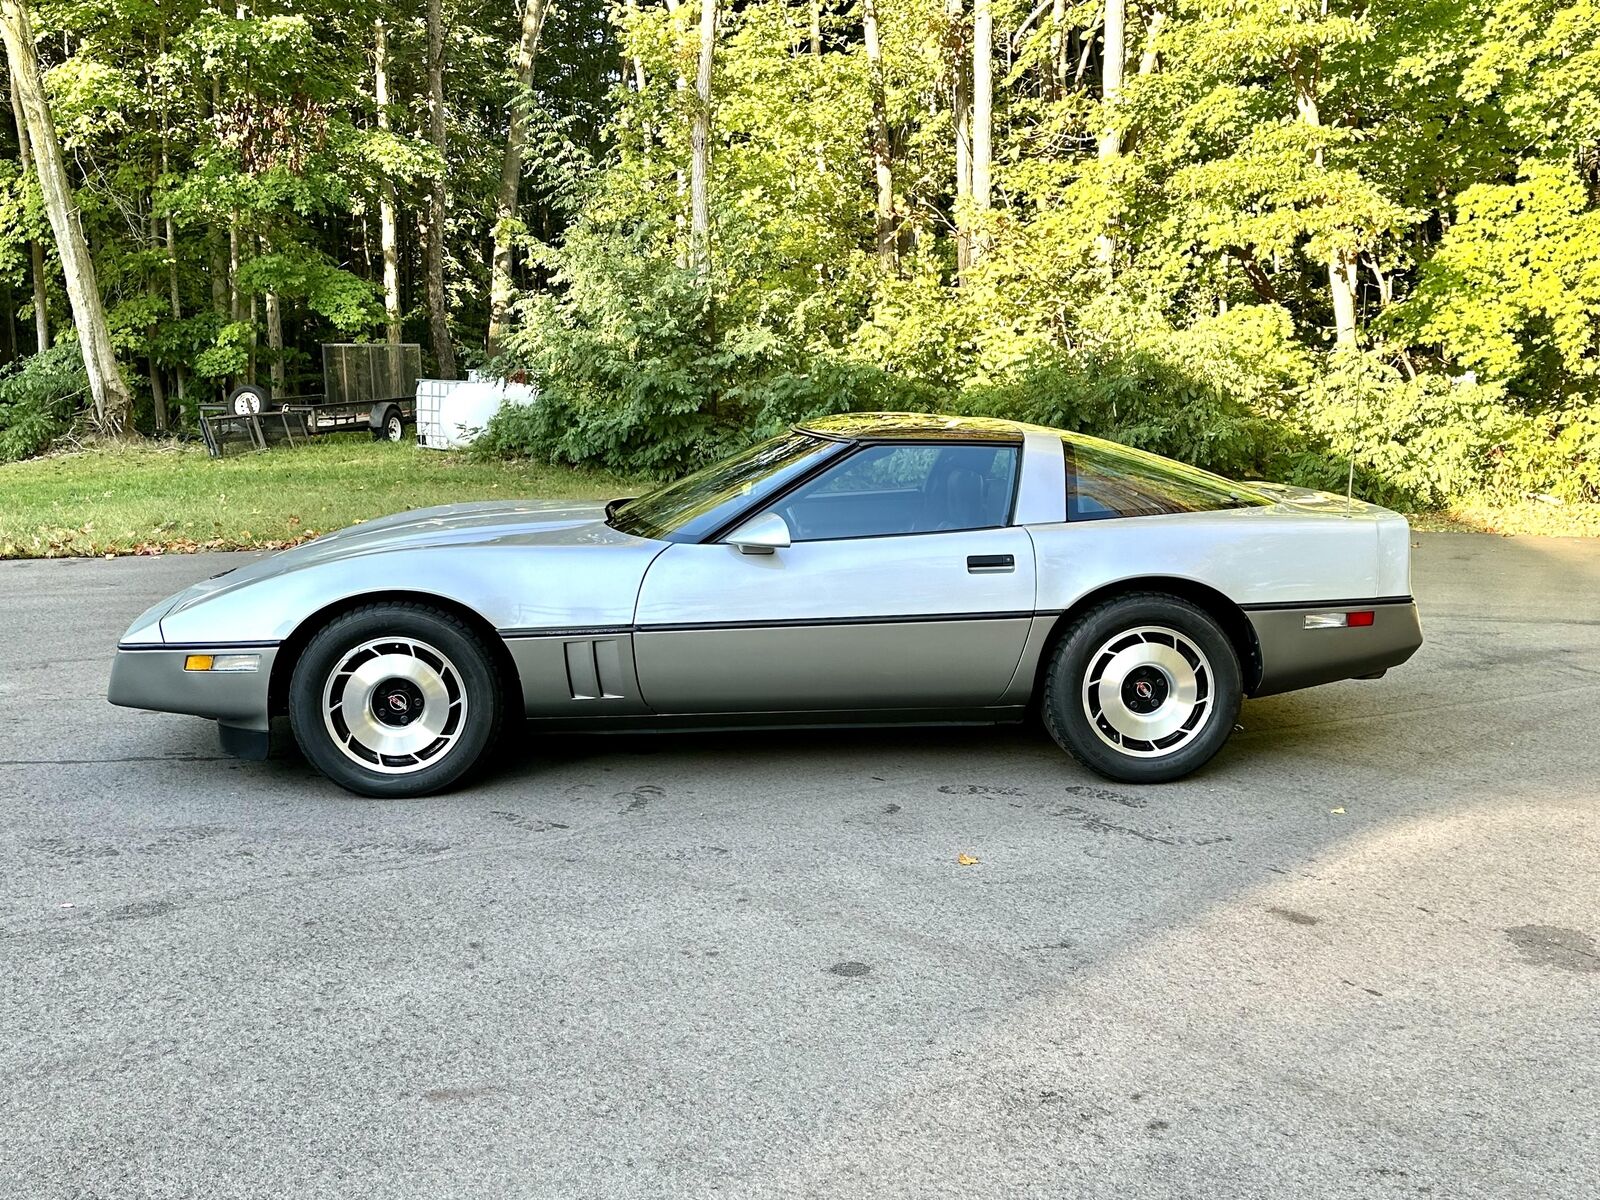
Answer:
[
  {"xmin": 1289, "ymin": 360, "xmax": 1522, "ymax": 508},
  {"xmin": 477, "ymin": 222, "xmax": 938, "ymax": 477},
  {"xmin": 956, "ymin": 353, "xmax": 1291, "ymax": 481},
  {"xmin": 1494, "ymin": 405, "xmax": 1600, "ymax": 503},
  {"xmin": 0, "ymin": 342, "xmax": 89, "ymax": 463}
]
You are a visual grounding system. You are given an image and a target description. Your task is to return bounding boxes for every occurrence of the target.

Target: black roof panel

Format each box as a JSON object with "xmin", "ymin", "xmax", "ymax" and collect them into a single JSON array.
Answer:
[{"xmin": 796, "ymin": 412, "xmax": 1027, "ymax": 443}]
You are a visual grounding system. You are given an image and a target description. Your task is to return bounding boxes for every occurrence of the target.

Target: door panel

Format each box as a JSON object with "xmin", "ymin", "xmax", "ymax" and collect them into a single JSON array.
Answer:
[{"xmin": 632, "ymin": 527, "xmax": 1037, "ymax": 713}]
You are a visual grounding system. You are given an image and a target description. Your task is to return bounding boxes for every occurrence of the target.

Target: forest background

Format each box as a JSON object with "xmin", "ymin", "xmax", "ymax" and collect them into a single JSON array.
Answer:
[{"xmin": 0, "ymin": 0, "xmax": 1596, "ymax": 520}]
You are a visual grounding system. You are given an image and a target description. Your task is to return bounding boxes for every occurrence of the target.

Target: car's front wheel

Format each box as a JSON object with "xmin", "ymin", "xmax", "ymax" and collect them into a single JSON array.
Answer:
[
  {"xmin": 288, "ymin": 603, "xmax": 504, "ymax": 797},
  {"xmin": 1042, "ymin": 593, "xmax": 1242, "ymax": 784}
]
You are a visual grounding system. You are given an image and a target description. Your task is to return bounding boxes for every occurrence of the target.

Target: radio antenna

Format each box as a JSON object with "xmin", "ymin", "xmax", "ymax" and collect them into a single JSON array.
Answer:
[{"xmin": 1343, "ymin": 360, "xmax": 1360, "ymax": 517}]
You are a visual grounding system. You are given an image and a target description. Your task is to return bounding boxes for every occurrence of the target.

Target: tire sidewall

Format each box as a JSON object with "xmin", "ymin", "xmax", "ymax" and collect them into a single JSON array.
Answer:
[
  {"xmin": 289, "ymin": 606, "xmax": 501, "ymax": 797},
  {"xmin": 1045, "ymin": 594, "xmax": 1242, "ymax": 784},
  {"xmin": 228, "ymin": 384, "xmax": 272, "ymax": 415}
]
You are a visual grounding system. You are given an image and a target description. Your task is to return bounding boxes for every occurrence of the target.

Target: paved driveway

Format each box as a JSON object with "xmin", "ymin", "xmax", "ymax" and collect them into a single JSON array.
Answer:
[{"xmin": 1, "ymin": 533, "xmax": 1596, "ymax": 1199}]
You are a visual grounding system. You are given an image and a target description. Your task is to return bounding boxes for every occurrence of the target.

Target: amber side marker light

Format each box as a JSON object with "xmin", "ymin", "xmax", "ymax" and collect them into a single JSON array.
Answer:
[
  {"xmin": 1304, "ymin": 611, "xmax": 1376, "ymax": 629},
  {"xmin": 184, "ymin": 654, "xmax": 260, "ymax": 672}
]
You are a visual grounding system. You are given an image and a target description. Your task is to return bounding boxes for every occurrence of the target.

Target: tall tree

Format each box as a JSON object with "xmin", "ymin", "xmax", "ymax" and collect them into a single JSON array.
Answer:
[
  {"xmin": 486, "ymin": 0, "xmax": 550, "ymax": 357},
  {"xmin": 8, "ymin": 72, "xmax": 45, "ymax": 351},
  {"xmin": 862, "ymin": 0, "xmax": 894, "ymax": 268},
  {"xmin": 1095, "ymin": 0, "xmax": 1126, "ymax": 268},
  {"xmin": 949, "ymin": 0, "xmax": 972, "ymax": 273},
  {"xmin": 970, "ymin": 0, "xmax": 992, "ymax": 261},
  {"xmin": 374, "ymin": 16, "xmax": 401, "ymax": 346},
  {"xmin": 0, "ymin": 0, "xmax": 131, "ymax": 431},
  {"xmin": 424, "ymin": 0, "xmax": 456, "ymax": 377},
  {"xmin": 1292, "ymin": 40, "xmax": 1358, "ymax": 347},
  {"xmin": 689, "ymin": 0, "xmax": 716, "ymax": 276}
]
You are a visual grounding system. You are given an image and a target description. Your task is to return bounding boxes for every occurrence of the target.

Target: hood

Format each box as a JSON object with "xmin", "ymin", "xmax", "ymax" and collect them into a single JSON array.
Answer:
[
  {"xmin": 164, "ymin": 498, "xmax": 633, "ymax": 618},
  {"xmin": 303, "ymin": 498, "xmax": 611, "ymax": 551}
]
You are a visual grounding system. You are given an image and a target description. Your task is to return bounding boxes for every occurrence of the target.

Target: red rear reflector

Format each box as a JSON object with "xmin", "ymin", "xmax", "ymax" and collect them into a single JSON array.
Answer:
[{"xmin": 1347, "ymin": 610, "xmax": 1375, "ymax": 627}]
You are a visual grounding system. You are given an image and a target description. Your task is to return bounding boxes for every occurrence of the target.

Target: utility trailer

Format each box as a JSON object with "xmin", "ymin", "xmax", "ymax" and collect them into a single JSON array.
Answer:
[{"xmin": 202, "ymin": 343, "xmax": 422, "ymax": 456}]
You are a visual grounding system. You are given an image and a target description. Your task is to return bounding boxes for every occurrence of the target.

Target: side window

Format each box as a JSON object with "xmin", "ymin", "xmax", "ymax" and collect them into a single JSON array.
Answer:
[
  {"xmin": 768, "ymin": 443, "xmax": 1019, "ymax": 541},
  {"xmin": 1065, "ymin": 438, "xmax": 1270, "ymax": 521}
]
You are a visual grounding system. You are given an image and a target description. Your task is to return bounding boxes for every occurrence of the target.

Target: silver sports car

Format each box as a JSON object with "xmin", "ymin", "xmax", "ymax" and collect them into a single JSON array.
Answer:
[{"xmin": 109, "ymin": 414, "xmax": 1422, "ymax": 796}]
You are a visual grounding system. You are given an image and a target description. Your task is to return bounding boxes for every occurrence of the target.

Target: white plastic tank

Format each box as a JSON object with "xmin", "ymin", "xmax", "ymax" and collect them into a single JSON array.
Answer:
[{"xmin": 416, "ymin": 373, "xmax": 538, "ymax": 450}]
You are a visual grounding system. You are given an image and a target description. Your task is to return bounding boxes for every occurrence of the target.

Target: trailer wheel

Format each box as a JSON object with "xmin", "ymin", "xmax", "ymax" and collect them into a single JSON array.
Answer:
[
  {"xmin": 228, "ymin": 383, "xmax": 273, "ymax": 416},
  {"xmin": 371, "ymin": 405, "xmax": 405, "ymax": 443}
]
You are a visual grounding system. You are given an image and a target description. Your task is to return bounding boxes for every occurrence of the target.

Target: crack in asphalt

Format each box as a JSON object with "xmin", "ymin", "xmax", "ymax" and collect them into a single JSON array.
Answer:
[{"xmin": 0, "ymin": 755, "xmax": 234, "ymax": 765}]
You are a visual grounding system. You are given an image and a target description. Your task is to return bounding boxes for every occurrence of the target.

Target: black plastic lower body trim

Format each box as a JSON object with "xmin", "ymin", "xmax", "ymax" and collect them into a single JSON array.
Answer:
[{"xmin": 218, "ymin": 722, "xmax": 272, "ymax": 760}]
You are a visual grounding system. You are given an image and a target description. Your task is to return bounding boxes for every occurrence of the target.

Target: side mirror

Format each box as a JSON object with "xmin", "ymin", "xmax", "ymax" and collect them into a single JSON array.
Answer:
[{"xmin": 725, "ymin": 512, "xmax": 791, "ymax": 555}]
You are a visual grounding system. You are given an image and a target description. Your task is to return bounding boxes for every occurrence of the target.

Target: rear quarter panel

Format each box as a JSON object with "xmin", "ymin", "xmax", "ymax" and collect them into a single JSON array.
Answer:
[{"xmin": 1029, "ymin": 505, "xmax": 1392, "ymax": 612}]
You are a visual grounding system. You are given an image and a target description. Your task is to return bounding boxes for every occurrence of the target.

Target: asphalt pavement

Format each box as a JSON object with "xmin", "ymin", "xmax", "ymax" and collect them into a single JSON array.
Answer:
[{"xmin": 1, "ymin": 532, "xmax": 1597, "ymax": 1199}]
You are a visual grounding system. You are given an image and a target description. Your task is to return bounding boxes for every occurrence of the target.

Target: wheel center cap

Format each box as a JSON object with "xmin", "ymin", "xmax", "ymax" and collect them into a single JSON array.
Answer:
[
  {"xmin": 372, "ymin": 678, "xmax": 426, "ymax": 727},
  {"xmin": 1120, "ymin": 666, "xmax": 1170, "ymax": 714}
]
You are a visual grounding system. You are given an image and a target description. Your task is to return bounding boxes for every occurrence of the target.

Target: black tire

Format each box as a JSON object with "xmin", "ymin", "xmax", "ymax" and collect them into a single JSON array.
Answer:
[
  {"xmin": 371, "ymin": 405, "xmax": 405, "ymax": 442},
  {"xmin": 1041, "ymin": 592, "xmax": 1242, "ymax": 784},
  {"xmin": 228, "ymin": 383, "xmax": 273, "ymax": 416},
  {"xmin": 288, "ymin": 603, "xmax": 504, "ymax": 798}
]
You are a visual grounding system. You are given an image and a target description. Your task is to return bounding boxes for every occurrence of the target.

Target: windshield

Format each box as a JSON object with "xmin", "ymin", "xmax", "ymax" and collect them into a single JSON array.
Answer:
[{"xmin": 606, "ymin": 432, "xmax": 836, "ymax": 542}]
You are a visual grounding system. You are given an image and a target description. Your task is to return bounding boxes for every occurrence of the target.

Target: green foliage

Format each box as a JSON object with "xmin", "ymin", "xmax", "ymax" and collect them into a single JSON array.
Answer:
[
  {"xmin": 478, "ymin": 223, "xmax": 936, "ymax": 476},
  {"xmin": 0, "ymin": 0, "xmax": 1596, "ymax": 519},
  {"xmin": 0, "ymin": 342, "xmax": 89, "ymax": 463},
  {"xmin": 1388, "ymin": 161, "xmax": 1600, "ymax": 395}
]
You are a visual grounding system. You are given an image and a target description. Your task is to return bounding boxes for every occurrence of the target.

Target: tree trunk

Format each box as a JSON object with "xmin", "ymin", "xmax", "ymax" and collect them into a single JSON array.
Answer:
[
  {"xmin": 146, "ymin": 214, "xmax": 166, "ymax": 432},
  {"xmin": 626, "ymin": 0, "xmax": 647, "ymax": 92},
  {"xmin": 228, "ymin": 217, "xmax": 241, "ymax": 322},
  {"xmin": 1049, "ymin": 0, "xmax": 1067, "ymax": 97},
  {"xmin": 1138, "ymin": 7, "xmax": 1164, "ymax": 76},
  {"xmin": 1295, "ymin": 68, "xmax": 1358, "ymax": 348},
  {"xmin": 810, "ymin": 0, "xmax": 822, "ymax": 56},
  {"xmin": 970, "ymin": 0, "xmax": 992, "ymax": 262},
  {"xmin": 862, "ymin": 0, "xmax": 894, "ymax": 269},
  {"xmin": 10, "ymin": 71, "xmax": 48, "ymax": 351},
  {"xmin": 28, "ymin": 238, "xmax": 46, "ymax": 350},
  {"xmin": 149, "ymin": 352, "xmax": 167, "ymax": 432},
  {"xmin": 164, "ymin": 216, "xmax": 185, "ymax": 407},
  {"xmin": 265, "ymin": 289, "xmax": 284, "ymax": 390},
  {"xmin": 689, "ymin": 0, "xmax": 716, "ymax": 277},
  {"xmin": 663, "ymin": 0, "xmax": 691, "ymax": 267},
  {"xmin": 424, "ymin": 0, "xmax": 457, "ymax": 377},
  {"xmin": 375, "ymin": 17, "xmax": 402, "ymax": 346},
  {"xmin": 949, "ymin": 0, "xmax": 972, "ymax": 275},
  {"xmin": 1094, "ymin": 0, "xmax": 1125, "ymax": 269},
  {"xmin": 0, "ymin": 0, "xmax": 131, "ymax": 432},
  {"xmin": 486, "ymin": 0, "xmax": 549, "ymax": 358}
]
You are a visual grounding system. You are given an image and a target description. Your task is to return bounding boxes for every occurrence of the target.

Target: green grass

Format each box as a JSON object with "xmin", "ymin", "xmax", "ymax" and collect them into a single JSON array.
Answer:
[{"xmin": 0, "ymin": 437, "xmax": 645, "ymax": 558}]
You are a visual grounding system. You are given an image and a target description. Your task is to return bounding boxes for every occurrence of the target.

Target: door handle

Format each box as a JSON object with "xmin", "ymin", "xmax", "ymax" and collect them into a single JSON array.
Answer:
[{"xmin": 966, "ymin": 554, "xmax": 1014, "ymax": 573}]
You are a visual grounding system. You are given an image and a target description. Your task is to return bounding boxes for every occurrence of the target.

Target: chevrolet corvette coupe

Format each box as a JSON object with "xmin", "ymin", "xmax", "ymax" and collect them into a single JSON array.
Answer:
[{"xmin": 109, "ymin": 414, "xmax": 1422, "ymax": 796}]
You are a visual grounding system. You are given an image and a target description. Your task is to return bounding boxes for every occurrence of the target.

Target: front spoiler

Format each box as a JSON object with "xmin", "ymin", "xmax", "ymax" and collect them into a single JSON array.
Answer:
[
  {"xmin": 1246, "ymin": 600, "xmax": 1422, "ymax": 697},
  {"xmin": 108, "ymin": 644, "xmax": 278, "ymax": 732}
]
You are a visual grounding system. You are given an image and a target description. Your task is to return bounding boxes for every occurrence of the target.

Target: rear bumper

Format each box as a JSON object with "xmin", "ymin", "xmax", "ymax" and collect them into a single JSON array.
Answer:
[
  {"xmin": 1246, "ymin": 599, "xmax": 1421, "ymax": 697},
  {"xmin": 108, "ymin": 644, "xmax": 278, "ymax": 731}
]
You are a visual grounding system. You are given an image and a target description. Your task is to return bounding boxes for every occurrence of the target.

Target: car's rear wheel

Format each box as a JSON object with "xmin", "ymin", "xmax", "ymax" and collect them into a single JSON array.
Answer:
[
  {"xmin": 1042, "ymin": 593, "xmax": 1241, "ymax": 784},
  {"xmin": 288, "ymin": 603, "xmax": 503, "ymax": 797}
]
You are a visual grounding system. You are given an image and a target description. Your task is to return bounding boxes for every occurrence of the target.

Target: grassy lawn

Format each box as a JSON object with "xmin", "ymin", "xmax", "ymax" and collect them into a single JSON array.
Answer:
[{"xmin": 0, "ymin": 437, "xmax": 645, "ymax": 558}]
